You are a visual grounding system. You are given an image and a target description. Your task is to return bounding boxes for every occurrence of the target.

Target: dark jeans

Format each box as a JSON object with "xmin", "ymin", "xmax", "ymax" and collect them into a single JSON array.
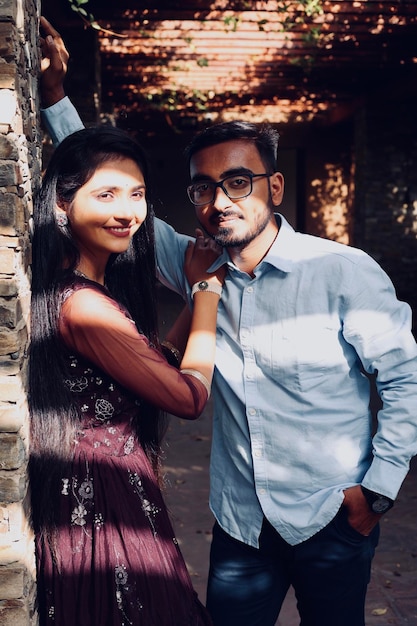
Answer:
[{"xmin": 206, "ymin": 507, "xmax": 380, "ymax": 626}]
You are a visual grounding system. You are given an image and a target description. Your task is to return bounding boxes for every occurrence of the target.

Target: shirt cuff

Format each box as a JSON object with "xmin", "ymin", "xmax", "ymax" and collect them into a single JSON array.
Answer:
[
  {"xmin": 361, "ymin": 456, "xmax": 409, "ymax": 500},
  {"xmin": 41, "ymin": 96, "xmax": 84, "ymax": 146}
]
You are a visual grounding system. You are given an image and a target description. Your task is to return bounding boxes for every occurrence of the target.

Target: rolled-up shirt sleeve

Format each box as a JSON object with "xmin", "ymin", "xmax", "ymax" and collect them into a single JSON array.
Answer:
[
  {"xmin": 59, "ymin": 286, "xmax": 208, "ymax": 419},
  {"xmin": 41, "ymin": 96, "xmax": 84, "ymax": 146},
  {"xmin": 154, "ymin": 218, "xmax": 192, "ymax": 298}
]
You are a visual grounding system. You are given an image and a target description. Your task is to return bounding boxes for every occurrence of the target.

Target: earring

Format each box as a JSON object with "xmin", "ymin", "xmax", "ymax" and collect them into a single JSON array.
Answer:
[{"xmin": 56, "ymin": 212, "xmax": 68, "ymax": 227}]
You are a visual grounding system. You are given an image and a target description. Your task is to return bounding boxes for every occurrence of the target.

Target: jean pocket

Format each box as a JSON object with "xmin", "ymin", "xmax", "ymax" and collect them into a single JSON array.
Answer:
[{"xmin": 333, "ymin": 506, "xmax": 368, "ymax": 543}]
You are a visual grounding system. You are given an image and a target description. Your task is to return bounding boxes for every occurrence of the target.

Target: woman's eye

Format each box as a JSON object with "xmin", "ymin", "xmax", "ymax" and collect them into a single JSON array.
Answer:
[{"xmin": 97, "ymin": 191, "xmax": 113, "ymax": 200}]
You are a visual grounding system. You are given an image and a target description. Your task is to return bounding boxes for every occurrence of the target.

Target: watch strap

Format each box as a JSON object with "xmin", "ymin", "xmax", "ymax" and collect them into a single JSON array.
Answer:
[
  {"xmin": 191, "ymin": 280, "xmax": 222, "ymax": 299},
  {"xmin": 361, "ymin": 486, "xmax": 394, "ymax": 514}
]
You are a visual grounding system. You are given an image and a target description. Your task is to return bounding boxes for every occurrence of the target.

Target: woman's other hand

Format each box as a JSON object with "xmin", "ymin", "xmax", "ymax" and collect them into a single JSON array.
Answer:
[{"xmin": 184, "ymin": 229, "xmax": 225, "ymax": 289}]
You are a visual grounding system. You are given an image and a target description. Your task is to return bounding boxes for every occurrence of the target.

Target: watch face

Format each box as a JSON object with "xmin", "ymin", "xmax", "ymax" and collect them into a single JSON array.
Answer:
[
  {"xmin": 199, "ymin": 280, "xmax": 209, "ymax": 290},
  {"xmin": 372, "ymin": 498, "xmax": 392, "ymax": 513}
]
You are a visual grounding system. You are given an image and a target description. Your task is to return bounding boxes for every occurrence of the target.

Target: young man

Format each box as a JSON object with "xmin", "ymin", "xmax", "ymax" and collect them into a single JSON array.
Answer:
[{"xmin": 39, "ymin": 18, "xmax": 417, "ymax": 626}]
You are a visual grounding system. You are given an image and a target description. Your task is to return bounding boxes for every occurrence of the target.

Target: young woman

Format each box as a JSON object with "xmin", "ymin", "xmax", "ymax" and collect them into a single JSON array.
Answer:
[{"xmin": 29, "ymin": 126, "xmax": 224, "ymax": 625}]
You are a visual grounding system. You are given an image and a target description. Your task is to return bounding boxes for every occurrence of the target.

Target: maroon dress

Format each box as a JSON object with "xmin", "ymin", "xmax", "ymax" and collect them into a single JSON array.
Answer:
[{"xmin": 35, "ymin": 279, "xmax": 212, "ymax": 625}]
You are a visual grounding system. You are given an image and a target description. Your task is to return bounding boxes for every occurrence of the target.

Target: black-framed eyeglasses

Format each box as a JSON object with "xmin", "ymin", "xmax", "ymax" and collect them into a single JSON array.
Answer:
[{"xmin": 187, "ymin": 173, "xmax": 271, "ymax": 206}]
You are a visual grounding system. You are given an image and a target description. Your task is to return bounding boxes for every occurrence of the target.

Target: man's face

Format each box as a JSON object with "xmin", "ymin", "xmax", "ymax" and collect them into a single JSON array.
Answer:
[{"xmin": 189, "ymin": 139, "xmax": 284, "ymax": 248}]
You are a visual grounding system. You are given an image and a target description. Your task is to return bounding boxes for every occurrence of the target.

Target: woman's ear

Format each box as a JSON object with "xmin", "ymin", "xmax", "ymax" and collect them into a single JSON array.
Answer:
[{"xmin": 269, "ymin": 172, "xmax": 285, "ymax": 207}]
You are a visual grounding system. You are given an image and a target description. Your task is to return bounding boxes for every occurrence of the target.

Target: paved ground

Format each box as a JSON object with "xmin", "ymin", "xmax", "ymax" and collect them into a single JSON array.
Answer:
[{"xmin": 159, "ymin": 288, "xmax": 417, "ymax": 625}]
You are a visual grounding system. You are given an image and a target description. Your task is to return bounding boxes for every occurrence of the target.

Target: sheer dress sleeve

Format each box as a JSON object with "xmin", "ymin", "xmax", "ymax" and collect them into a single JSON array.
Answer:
[{"xmin": 59, "ymin": 285, "xmax": 209, "ymax": 419}]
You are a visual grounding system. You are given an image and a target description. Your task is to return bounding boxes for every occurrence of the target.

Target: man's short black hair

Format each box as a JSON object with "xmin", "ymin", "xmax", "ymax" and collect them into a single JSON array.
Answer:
[{"xmin": 185, "ymin": 120, "xmax": 280, "ymax": 173}]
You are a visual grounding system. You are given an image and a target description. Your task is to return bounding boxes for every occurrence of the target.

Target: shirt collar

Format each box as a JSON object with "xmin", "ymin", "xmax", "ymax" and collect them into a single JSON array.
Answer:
[
  {"xmin": 207, "ymin": 213, "xmax": 296, "ymax": 274},
  {"xmin": 262, "ymin": 213, "xmax": 296, "ymax": 273}
]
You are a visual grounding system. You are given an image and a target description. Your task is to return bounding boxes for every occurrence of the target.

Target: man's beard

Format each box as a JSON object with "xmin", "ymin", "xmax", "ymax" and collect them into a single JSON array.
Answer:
[{"xmin": 211, "ymin": 211, "xmax": 271, "ymax": 248}]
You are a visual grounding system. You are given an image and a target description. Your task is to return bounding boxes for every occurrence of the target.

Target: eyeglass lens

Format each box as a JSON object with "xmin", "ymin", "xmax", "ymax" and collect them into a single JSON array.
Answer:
[{"xmin": 189, "ymin": 174, "xmax": 253, "ymax": 205}]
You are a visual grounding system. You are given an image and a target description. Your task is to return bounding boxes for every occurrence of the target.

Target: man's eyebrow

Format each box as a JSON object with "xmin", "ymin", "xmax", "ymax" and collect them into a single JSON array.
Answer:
[{"xmin": 190, "ymin": 167, "xmax": 254, "ymax": 183}]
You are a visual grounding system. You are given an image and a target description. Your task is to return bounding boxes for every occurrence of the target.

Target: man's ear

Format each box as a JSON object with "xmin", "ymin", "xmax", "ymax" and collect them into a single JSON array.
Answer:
[{"xmin": 270, "ymin": 172, "xmax": 285, "ymax": 207}]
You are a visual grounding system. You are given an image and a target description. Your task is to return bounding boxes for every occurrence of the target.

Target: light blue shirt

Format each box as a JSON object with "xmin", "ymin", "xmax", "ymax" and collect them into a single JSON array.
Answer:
[
  {"xmin": 154, "ymin": 216, "xmax": 417, "ymax": 546},
  {"xmin": 43, "ymin": 100, "xmax": 417, "ymax": 547},
  {"xmin": 41, "ymin": 97, "xmax": 84, "ymax": 145}
]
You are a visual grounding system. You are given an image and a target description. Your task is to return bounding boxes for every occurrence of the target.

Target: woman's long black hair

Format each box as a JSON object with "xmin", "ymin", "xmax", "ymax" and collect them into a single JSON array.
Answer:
[{"xmin": 29, "ymin": 125, "xmax": 165, "ymax": 537}]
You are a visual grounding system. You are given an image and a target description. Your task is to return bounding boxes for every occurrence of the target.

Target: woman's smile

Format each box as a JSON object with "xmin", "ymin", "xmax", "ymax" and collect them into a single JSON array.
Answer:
[{"xmin": 104, "ymin": 225, "xmax": 135, "ymax": 237}]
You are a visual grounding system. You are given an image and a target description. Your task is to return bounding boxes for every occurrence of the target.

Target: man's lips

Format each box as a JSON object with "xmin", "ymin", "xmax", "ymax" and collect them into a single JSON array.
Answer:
[{"xmin": 211, "ymin": 212, "xmax": 242, "ymax": 226}]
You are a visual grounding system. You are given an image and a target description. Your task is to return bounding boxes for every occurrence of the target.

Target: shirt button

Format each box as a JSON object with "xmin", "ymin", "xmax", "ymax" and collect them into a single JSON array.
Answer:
[
  {"xmin": 248, "ymin": 408, "xmax": 256, "ymax": 416},
  {"xmin": 259, "ymin": 489, "xmax": 266, "ymax": 495},
  {"xmin": 247, "ymin": 286, "xmax": 254, "ymax": 293},
  {"xmin": 254, "ymin": 450, "xmax": 262, "ymax": 458}
]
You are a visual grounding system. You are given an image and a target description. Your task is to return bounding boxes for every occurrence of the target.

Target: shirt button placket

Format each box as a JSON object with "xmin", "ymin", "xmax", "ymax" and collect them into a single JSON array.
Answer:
[{"xmin": 240, "ymin": 283, "xmax": 266, "ymax": 498}]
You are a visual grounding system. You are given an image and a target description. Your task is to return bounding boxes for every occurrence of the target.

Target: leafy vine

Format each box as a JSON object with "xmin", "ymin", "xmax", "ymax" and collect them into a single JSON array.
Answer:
[
  {"xmin": 65, "ymin": 0, "xmax": 326, "ymax": 116},
  {"xmin": 67, "ymin": 0, "xmax": 127, "ymax": 37}
]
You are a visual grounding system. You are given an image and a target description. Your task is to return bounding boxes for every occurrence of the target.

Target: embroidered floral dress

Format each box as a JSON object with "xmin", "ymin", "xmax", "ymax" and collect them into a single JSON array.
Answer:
[{"xmin": 35, "ymin": 279, "xmax": 212, "ymax": 626}]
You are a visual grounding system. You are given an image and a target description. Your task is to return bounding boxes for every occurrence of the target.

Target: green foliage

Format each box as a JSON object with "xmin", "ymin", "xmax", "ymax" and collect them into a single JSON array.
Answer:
[
  {"xmin": 67, "ymin": 0, "xmax": 126, "ymax": 36},
  {"xmin": 196, "ymin": 57, "xmax": 209, "ymax": 67},
  {"xmin": 68, "ymin": 0, "xmax": 101, "ymax": 31},
  {"xmin": 302, "ymin": 27, "xmax": 323, "ymax": 44},
  {"xmin": 145, "ymin": 88, "xmax": 210, "ymax": 112},
  {"xmin": 64, "ymin": 0, "xmax": 327, "ymax": 115},
  {"xmin": 223, "ymin": 15, "xmax": 240, "ymax": 32},
  {"xmin": 66, "ymin": 0, "xmax": 325, "ymax": 45},
  {"xmin": 259, "ymin": 0, "xmax": 324, "ymax": 34}
]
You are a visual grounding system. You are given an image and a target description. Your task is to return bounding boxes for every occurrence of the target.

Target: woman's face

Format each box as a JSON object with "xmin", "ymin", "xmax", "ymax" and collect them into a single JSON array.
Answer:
[{"xmin": 63, "ymin": 157, "xmax": 147, "ymax": 267}]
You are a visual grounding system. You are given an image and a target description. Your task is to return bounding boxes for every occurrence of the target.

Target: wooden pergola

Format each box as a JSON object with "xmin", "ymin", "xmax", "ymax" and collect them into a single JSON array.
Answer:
[{"xmin": 69, "ymin": 0, "xmax": 417, "ymax": 127}]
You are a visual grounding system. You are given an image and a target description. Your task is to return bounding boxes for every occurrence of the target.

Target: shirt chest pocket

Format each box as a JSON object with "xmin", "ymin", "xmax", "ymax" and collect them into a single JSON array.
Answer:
[{"xmin": 254, "ymin": 320, "xmax": 345, "ymax": 393}]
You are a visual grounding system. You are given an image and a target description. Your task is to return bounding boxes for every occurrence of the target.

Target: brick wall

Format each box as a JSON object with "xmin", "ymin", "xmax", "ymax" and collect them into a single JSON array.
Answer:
[
  {"xmin": 354, "ymin": 87, "xmax": 417, "ymax": 335},
  {"xmin": 0, "ymin": 0, "xmax": 41, "ymax": 623}
]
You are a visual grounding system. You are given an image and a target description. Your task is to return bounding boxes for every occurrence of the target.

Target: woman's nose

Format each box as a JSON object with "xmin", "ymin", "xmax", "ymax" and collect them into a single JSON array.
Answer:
[{"xmin": 115, "ymin": 197, "xmax": 136, "ymax": 220}]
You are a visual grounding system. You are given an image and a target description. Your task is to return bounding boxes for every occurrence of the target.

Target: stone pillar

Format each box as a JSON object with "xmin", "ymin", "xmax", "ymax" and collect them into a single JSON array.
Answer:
[{"xmin": 0, "ymin": 0, "xmax": 41, "ymax": 623}]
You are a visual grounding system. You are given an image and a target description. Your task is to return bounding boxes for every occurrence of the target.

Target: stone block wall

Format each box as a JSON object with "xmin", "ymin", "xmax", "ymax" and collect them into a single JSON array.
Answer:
[{"xmin": 0, "ymin": 0, "xmax": 41, "ymax": 623}]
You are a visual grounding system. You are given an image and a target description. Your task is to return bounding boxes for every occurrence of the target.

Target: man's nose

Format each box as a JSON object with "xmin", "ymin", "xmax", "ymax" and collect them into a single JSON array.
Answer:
[{"xmin": 212, "ymin": 185, "xmax": 232, "ymax": 209}]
